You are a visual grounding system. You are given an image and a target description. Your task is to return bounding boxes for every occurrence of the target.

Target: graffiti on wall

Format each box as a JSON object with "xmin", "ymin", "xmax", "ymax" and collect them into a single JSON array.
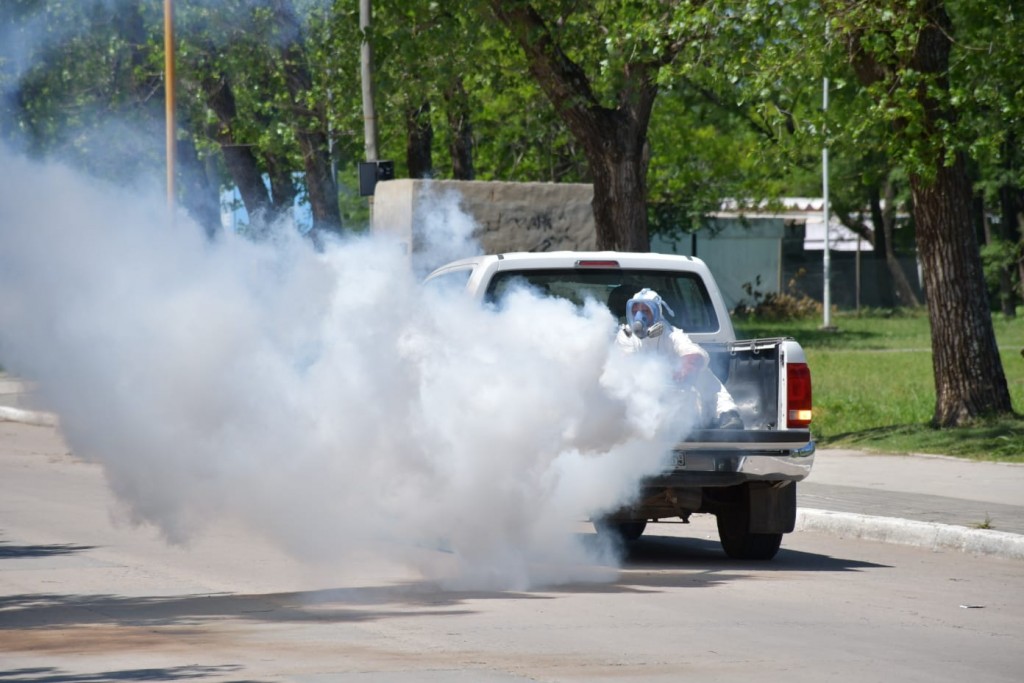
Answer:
[{"xmin": 478, "ymin": 206, "xmax": 597, "ymax": 253}]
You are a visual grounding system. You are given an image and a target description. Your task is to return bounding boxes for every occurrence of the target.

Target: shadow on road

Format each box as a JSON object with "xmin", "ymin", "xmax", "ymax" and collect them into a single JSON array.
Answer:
[
  {"xmin": 622, "ymin": 532, "xmax": 888, "ymax": 572},
  {"xmin": 0, "ymin": 665, "xmax": 246, "ymax": 683},
  {"xmin": 0, "ymin": 543, "xmax": 94, "ymax": 559},
  {"xmin": 539, "ymin": 531, "xmax": 891, "ymax": 594},
  {"xmin": 0, "ymin": 531, "xmax": 887, "ymax": 634}
]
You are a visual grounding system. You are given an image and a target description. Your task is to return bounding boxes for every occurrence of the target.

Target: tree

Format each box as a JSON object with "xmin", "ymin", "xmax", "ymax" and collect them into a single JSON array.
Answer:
[
  {"xmin": 0, "ymin": 1, "xmax": 223, "ymax": 233},
  {"xmin": 176, "ymin": 0, "xmax": 342, "ymax": 238},
  {"xmin": 948, "ymin": 1, "xmax": 1024, "ymax": 315},
  {"xmin": 829, "ymin": 0, "xmax": 1014, "ymax": 426},
  {"xmin": 484, "ymin": 1, "xmax": 703, "ymax": 251}
]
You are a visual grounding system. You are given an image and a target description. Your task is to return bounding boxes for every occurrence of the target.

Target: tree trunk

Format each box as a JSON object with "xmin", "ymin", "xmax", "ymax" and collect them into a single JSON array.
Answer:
[
  {"xmin": 200, "ymin": 75, "xmax": 273, "ymax": 222},
  {"xmin": 877, "ymin": 180, "xmax": 921, "ymax": 307},
  {"xmin": 867, "ymin": 187, "xmax": 895, "ymax": 308},
  {"xmin": 444, "ymin": 78, "xmax": 475, "ymax": 180},
  {"xmin": 406, "ymin": 101, "xmax": 434, "ymax": 179},
  {"xmin": 264, "ymin": 158, "xmax": 298, "ymax": 216},
  {"xmin": 911, "ymin": 153, "xmax": 1012, "ymax": 425},
  {"xmin": 583, "ymin": 115, "xmax": 651, "ymax": 251},
  {"xmin": 296, "ymin": 129, "xmax": 341, "ymax": 237}
]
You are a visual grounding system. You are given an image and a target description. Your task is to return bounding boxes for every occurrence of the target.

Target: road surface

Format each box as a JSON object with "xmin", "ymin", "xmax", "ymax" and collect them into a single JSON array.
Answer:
[{"xmin": 2, "ymin": 422, "xmax": 1022, "ymax": 682}]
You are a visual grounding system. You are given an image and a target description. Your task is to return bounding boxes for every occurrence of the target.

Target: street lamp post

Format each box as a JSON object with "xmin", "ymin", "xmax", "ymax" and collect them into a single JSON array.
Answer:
[
  {"xmin": 164, "ymin": 0, "xmax": 176, "ymax": 219},
  {"xmin": 360, "ymin": 0, "xmax": 379, "ymax": 164},
  {"xmin": 821, "ymin": 68, "xmax": 832, "ymax": 329}
]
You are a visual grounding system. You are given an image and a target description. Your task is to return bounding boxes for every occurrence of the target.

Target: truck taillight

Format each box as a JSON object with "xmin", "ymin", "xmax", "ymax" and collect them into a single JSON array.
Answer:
[{"xmin": 786, "ymin": 362, "xmax": 812, "ymax": 428}]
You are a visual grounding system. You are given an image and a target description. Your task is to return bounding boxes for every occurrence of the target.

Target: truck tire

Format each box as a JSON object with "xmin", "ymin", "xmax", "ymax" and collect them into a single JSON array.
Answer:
[
  {"xmin": 716, "ymin": 510, "xmax": 783, "ymax": 560},
  {"xmin": 713, "ymin": 482, "xmax": 794, "ymax": 560},
  {"xmin": 594, "ymin": 519, "xmax": 647, "ymax": 542}
]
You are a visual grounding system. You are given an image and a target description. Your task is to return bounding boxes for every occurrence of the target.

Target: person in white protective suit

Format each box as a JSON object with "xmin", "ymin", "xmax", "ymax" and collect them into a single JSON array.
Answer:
[{"xmin": 615, "ymin": 288, "xmax": 744, "ymax": 429}]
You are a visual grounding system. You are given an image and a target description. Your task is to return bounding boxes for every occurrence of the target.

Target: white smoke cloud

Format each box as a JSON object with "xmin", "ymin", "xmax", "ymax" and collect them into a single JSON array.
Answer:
[{"xmin": 0, "ymin": 147, "xmax": 694, "ymax": 590}]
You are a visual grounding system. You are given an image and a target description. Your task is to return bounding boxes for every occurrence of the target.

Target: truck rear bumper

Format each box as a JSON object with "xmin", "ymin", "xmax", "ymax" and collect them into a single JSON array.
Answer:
[{"xmin": 648, "ymin": 438, "xmax": 816, "ymax": 488}]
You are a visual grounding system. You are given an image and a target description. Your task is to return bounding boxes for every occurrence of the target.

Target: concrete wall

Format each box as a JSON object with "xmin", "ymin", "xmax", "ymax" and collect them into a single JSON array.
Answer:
[{"xmin": 372, "ymin": 178, "xmax": 597, "ymax": 254}]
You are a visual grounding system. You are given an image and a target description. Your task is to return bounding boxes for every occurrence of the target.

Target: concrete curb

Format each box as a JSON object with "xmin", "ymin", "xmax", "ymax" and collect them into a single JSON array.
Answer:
[
  {"xmin": 797, "ymin": 508, "xmax": 1024, "ymax": 561},
  {"xmin": 0, "ymin": 405, "xmax": 58, "ymax": 427}
]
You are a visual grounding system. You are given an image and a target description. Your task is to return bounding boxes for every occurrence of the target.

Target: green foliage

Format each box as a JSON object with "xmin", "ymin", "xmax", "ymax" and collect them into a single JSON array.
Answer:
[
  {"xmin": 981, "ymin": 237, "xmax": 1022, "ymax": 288},
  {"xmin": 2, "ymin": 1, "xmax": 166, "ymax": 182},
  {"xmin": 3, "ymin": 0, "xmax": 1021, "ymax": 258},
  {"xmin": 947, "ymin": 0, "xmax": 1024, "ymax": 187}
]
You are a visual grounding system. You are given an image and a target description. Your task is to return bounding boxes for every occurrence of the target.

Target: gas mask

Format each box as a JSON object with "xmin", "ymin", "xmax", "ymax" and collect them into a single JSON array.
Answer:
[
  {"xmin": 630, "ymin": 304, "xmax": 662, "ymax": 338},
  {"xmin": 625, "ymin": 289, "xmax": 672, "ymax": 339}
]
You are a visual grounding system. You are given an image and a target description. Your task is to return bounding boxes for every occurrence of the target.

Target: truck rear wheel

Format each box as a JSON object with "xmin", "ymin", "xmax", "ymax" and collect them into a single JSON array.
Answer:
[
  {"xmin": 716, "ymin": 511, "xmax": 783, "ymax": 560},
  {"xmin": 713, "ymin": 482, "xmax": 794, "ymax": 560}
]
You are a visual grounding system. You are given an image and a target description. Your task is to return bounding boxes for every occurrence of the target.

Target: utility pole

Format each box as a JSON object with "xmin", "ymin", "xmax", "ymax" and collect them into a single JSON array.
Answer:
[
  {"xmin": 821, "ymin": 58, "xmax": 833, "ymax": 329},
  {"xmin": 360, "ymin": 0, "xmax": 379, "ymax": 164},
  {"xmin": 164, "ymin": 0, "xmax": 176, "ymax": 221},
  {"xmin": 359, "ymin": 0, "xmax": 380, "ymax": 218}
]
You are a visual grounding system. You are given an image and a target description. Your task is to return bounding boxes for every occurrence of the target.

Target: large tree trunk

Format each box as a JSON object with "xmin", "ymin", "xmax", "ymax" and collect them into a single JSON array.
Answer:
[
  {"xmin": 911, "ymin": 153, "xmax": 1011, "ymax": 425},
  {"xmin": 583, "ymin": 113, "xmax": 651, "ymax": 251}
]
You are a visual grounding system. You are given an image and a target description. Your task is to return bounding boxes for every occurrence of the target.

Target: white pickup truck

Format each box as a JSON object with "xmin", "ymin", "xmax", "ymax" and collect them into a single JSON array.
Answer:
[{"xmin": 426, "ymin": 251, "xmax": 815, "ymax": 560}]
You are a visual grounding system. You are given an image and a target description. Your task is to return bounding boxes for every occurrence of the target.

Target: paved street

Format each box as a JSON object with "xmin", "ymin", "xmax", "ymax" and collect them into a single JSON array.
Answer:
[{"xmin": 2, "ymin": 421, "xmax": 1023, "ymax": 682}]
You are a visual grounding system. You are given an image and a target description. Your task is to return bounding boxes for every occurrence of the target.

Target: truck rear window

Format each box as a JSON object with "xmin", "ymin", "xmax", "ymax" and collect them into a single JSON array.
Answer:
[{"xmin": 485, "ymin": 268, "xmax": 719, "ymax": 333}]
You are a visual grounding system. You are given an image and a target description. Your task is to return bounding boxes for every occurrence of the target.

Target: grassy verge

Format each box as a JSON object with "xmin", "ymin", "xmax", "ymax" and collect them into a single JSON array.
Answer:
[{"xmin": 735, "ymin": 308, "xmax": 1024, "ymax": 462}]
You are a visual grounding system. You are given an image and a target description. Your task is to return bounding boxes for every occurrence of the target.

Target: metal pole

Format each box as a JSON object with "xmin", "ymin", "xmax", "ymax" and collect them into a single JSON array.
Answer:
[
  {"xmin": 360, "ymin": 0, "xmax": 378, "ymax": 163},
  {"xmin": 164, "ymin": 0, "xmax": 176, "ymax": 219},
  {"xmin": 360, "ymin": 0, "xmax": 378, "ymax": 219},
  {"xmin": 856, "ymin": 235, "xmax": 862, "ymax": 314},
  {"xmin": 822, "ymin": 73, "xmax": 832, "ymax": 328}
]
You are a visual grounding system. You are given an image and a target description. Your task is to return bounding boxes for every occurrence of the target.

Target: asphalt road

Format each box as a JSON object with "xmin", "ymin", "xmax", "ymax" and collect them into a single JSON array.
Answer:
[{"xmin": 2, "ymin": 422, "xmax": 1023, "ymax": 682}]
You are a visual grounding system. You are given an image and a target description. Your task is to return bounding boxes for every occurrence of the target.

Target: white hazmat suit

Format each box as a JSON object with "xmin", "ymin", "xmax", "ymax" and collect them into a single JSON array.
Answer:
[{"xmin": 615, "ymin": 288, "xmax": 742, "ymax": 430}]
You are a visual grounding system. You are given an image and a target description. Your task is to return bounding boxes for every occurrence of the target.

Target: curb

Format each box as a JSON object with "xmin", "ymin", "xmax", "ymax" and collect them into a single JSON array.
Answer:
[
  {"xmin": 0, "ymin": 405, "xmax": 58, "ymax": 427},
  {"xmin": 797, "ymin": 508, "xmax": 1024, "ymax": 561}
]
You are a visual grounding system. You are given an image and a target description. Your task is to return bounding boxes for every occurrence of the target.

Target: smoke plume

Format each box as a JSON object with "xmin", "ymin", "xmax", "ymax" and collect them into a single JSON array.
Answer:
[{"xmin": 0, "ymin": 147, "xmax": 693, "ymax": 590}]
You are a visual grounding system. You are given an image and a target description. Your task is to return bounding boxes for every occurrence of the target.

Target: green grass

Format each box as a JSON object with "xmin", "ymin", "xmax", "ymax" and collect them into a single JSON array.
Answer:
[{"xmin": 735, "ymin": 308, "xmax": 1024, "ymax": 462}]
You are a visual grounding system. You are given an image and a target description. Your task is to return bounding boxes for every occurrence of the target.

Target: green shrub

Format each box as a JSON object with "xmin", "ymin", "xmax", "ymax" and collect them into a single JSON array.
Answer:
[{"xmin": 732, "ymin": 271, "xmax": 823, "ymax": 321}]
